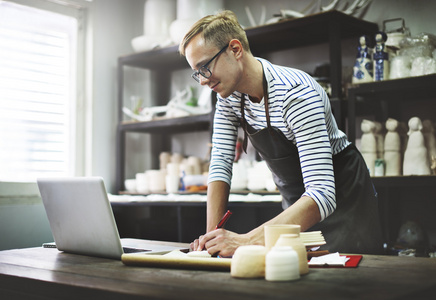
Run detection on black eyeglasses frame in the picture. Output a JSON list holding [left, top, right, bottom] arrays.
[[191, 44, 228, 83]]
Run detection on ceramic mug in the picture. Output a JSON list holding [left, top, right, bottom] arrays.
[[165, 175, 179, 193], [264, 224, 301, 250]]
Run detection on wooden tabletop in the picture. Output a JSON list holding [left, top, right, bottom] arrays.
[[0, 246, 435, 300]]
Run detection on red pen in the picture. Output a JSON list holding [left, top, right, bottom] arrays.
[[215, 210, 232, 229]]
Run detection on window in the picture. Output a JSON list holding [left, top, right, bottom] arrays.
[[0, 1, 81, 181]]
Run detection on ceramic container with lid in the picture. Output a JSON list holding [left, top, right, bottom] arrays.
[[265, 246, 300, 281]]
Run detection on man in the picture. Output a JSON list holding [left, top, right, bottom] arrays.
[[179, 10, 383, 257]]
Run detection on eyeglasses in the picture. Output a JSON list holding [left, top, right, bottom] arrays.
[[191, 44, 228, 83]]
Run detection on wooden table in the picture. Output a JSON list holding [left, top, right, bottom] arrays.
[[0, 246, 435, 300]]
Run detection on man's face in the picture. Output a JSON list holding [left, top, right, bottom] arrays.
[[185, 35, 237, 98]]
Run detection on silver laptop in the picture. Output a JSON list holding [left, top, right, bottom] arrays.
[[37, 177, 188, 260]]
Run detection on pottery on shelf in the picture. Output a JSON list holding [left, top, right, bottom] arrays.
[[384, 118, 402, 176], [169, 0, 224, 44], [403, 117, 431, 175], [131, 0, 176, 52], [360, 119, 377, 175]]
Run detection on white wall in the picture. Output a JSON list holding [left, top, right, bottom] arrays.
[[89, 0, 146, 191], [0, 182, 53, 250]]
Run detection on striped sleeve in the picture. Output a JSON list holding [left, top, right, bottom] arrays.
[[207, 58, 350, 221], [207, 96, 239, 186], [282, 85, 336, 220]]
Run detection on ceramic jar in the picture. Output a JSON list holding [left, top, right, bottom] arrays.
[[124, 179, 137, 193], [159, 152, 171, 170], [231, 245, 267, 278], [275, 233, 309, 275], [169, 0, 224, 44], [231, 160, 249, 190], [144, 0, 176, 37], [187, 156, 202, 175], [165, 162, 181, 193], [147, 170, 166, 193], [265, 246, 300, 281], [264, 224, 301, 250], [135, 172, 149, 193]]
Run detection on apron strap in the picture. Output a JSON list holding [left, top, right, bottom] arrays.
[[240, 67, 274, 153]]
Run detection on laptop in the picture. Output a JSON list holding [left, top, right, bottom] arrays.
[[37, 177, 188, 260]]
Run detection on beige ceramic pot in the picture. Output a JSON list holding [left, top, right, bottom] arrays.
[[275, 233, 309, 275]]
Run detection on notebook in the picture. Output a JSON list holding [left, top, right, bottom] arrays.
[[37, 177, 188, 260]]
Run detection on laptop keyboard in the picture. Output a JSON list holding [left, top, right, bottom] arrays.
[[123, 247, 150, 253]]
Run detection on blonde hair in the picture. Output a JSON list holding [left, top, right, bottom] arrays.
[[179, 10, 251, 56]]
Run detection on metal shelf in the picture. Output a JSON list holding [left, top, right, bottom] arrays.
[[119, 114, 212, 134], [119, 11, 378, 71], [115, 10, 378, 193], [246, 10, 378, 54], [119, 45, 188, 71], [347, 74, 436, 142], [372, 175, 436, 188], [348, 74, 436, 99]]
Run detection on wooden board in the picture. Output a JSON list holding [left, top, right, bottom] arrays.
[[121, 253, 231, 271]]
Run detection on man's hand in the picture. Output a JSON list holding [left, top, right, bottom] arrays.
[[191, 229, 253, 257]]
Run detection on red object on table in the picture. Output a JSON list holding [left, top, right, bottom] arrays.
[[309, 255, 363, 268]]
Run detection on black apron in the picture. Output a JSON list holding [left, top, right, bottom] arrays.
[[239, 75, 384, 254]]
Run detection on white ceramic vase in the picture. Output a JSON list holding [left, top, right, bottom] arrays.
[[144, 0, 176, 37], [265, 246, 300, 281], [169, 0, 224, 44]]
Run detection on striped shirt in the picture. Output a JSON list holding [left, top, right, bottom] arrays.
[[208, 58, 351, 221]]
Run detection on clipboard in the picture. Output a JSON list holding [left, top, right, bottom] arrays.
[[308, 255, 363, 268]]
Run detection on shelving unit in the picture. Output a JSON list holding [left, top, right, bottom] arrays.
[[115, 10, 378, 193], [246, 10, 378, 99], [116, 49, 215, 193], [347, 73, 436, 143], [113, 10, 436, 251], [120, 114, 212, 133], [347, 74, 436, 247]]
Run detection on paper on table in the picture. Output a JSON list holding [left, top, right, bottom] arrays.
[[163, 250, 188, 257], [308, 252, 350, 266], [300, 231, 326, 247], [164, 250, 212, 258]]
